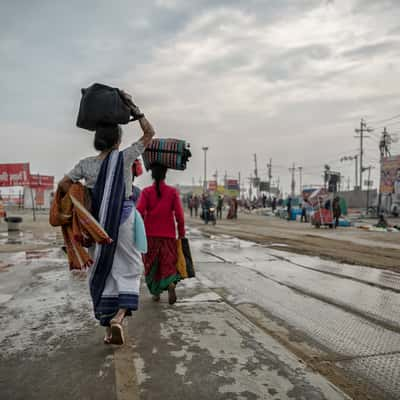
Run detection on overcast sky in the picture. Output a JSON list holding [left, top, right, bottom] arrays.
[[1, 0, 400, 194]]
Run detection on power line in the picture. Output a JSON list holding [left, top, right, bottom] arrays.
[[369, 112, 400, 125], [371, 120, 400, 131]]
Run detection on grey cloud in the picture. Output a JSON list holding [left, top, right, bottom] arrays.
[[258, 44, 332, 83], [342, 40, 400, 60]]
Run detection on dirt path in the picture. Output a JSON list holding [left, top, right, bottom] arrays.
[[189, 213, 400, 271]]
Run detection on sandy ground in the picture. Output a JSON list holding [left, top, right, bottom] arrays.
[[189, 211, 400, 271]]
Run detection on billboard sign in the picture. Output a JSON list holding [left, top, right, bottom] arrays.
[[0, 163, 30, 187], [208, 180, 217, 191], [29, 174, 55, 189], [259, 181, 270, 192], [226, 179, 240, 190], [380, 155, 400, 195]]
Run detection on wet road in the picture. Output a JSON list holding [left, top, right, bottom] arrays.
[[189, 229, 400, 399], [1, 227, 399, 399]]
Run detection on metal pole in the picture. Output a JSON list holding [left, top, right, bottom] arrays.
[[366, 166, 371, 211], [355, 155, 358, 189], [360, 120, 364, 190], [30, 186, 36, 222], [202, 147, 208, 193], [298, 166, 303, 195]]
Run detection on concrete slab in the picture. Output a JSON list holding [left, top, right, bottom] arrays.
[[129, 283, 349, 400], [197, 262, 400, 358], [336, 353, 400, 400]]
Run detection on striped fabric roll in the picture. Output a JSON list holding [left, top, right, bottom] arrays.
[[142, 138, 191, 171]]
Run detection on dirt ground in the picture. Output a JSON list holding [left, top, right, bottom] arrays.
[[2, 208, 400, 271], [189, 212, 400, 271]]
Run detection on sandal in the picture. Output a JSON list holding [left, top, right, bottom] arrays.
[[110, 320, 125, 345], [168, 283, 177, 305]]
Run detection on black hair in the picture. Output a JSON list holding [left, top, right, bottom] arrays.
[[94, 124, 122, 151], [151, 163, 167, 198]]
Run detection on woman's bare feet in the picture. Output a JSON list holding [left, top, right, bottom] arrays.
[[152, 294, 161, 302], [168, 283, 177, 305], [104, 327, 112, 344]]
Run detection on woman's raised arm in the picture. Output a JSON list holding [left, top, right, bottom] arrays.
[[138, 116, 155, 147]]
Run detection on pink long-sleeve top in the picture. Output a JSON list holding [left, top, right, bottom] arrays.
[[137, 181, 185, 239]]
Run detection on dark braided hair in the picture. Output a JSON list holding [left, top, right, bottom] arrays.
[[94, 124, 122, 151], [151, 163, 167, 198]]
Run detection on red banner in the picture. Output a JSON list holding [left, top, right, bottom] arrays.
[[0, 163, 30, 187], [29, 174, 55, 189]]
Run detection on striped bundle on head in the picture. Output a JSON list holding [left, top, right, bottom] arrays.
[[143, 138, 191, 171]]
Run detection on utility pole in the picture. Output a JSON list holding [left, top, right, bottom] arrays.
[[253, 153, 259, 197], [365, 166, 373, 211], [289, 163, 296, 197], [347, 177, 351, 191], [213, 170, 218, 186], [267, 158, 272, 189], [378, 127, 392, 215], [202, 146, 208, 192], [380, 127, 391, 158], [355, 118, 373, 190], [249, 174, 253, 200], [297, 166, 303, 195]]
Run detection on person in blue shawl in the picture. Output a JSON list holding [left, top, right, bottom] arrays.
[[58, 94, 154, 345]]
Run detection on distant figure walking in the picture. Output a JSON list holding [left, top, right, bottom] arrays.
[[287, 197, 292, 221], [188, 195, 194, 217], [271, 197, 277, 212], [194, 195, 200, 217], [300, 202, 308, 223], [217, 195, 223, 219], [332, 197, 341, 228]]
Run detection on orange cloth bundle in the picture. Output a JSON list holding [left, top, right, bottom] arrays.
[[50, 183, 111, 270]]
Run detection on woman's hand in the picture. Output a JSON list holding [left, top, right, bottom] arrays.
[[120, 90, 144, 121], [58, 176, 73, 194]]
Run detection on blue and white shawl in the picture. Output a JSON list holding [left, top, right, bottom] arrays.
[[90, 150, 125, 313]]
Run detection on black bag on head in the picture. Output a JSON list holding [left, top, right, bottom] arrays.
[[76, 83, 132, 131]]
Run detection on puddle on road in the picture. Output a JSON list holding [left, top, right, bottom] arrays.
[[0, 230, 57, 246], [0, 248, 66, 267], [0, 247, 93, 357]]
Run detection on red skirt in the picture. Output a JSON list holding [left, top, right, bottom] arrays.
[[143, 237, 180, 295]]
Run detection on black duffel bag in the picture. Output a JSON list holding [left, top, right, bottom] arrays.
[[76, 83, 133, 131]]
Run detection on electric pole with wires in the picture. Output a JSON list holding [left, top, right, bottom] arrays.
[[355, 118, 373, 190], [289, 163, 296, 197]]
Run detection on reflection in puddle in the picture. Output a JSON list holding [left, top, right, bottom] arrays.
[[25, 249, 52, 260], [6, 231, 23, 245], [0, 230, 57, 246]]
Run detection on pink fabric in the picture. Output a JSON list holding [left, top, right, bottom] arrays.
[[137, 181, 185, 239]]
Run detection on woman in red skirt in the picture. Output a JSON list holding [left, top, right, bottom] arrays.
[[137, 163, 185, 304]]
